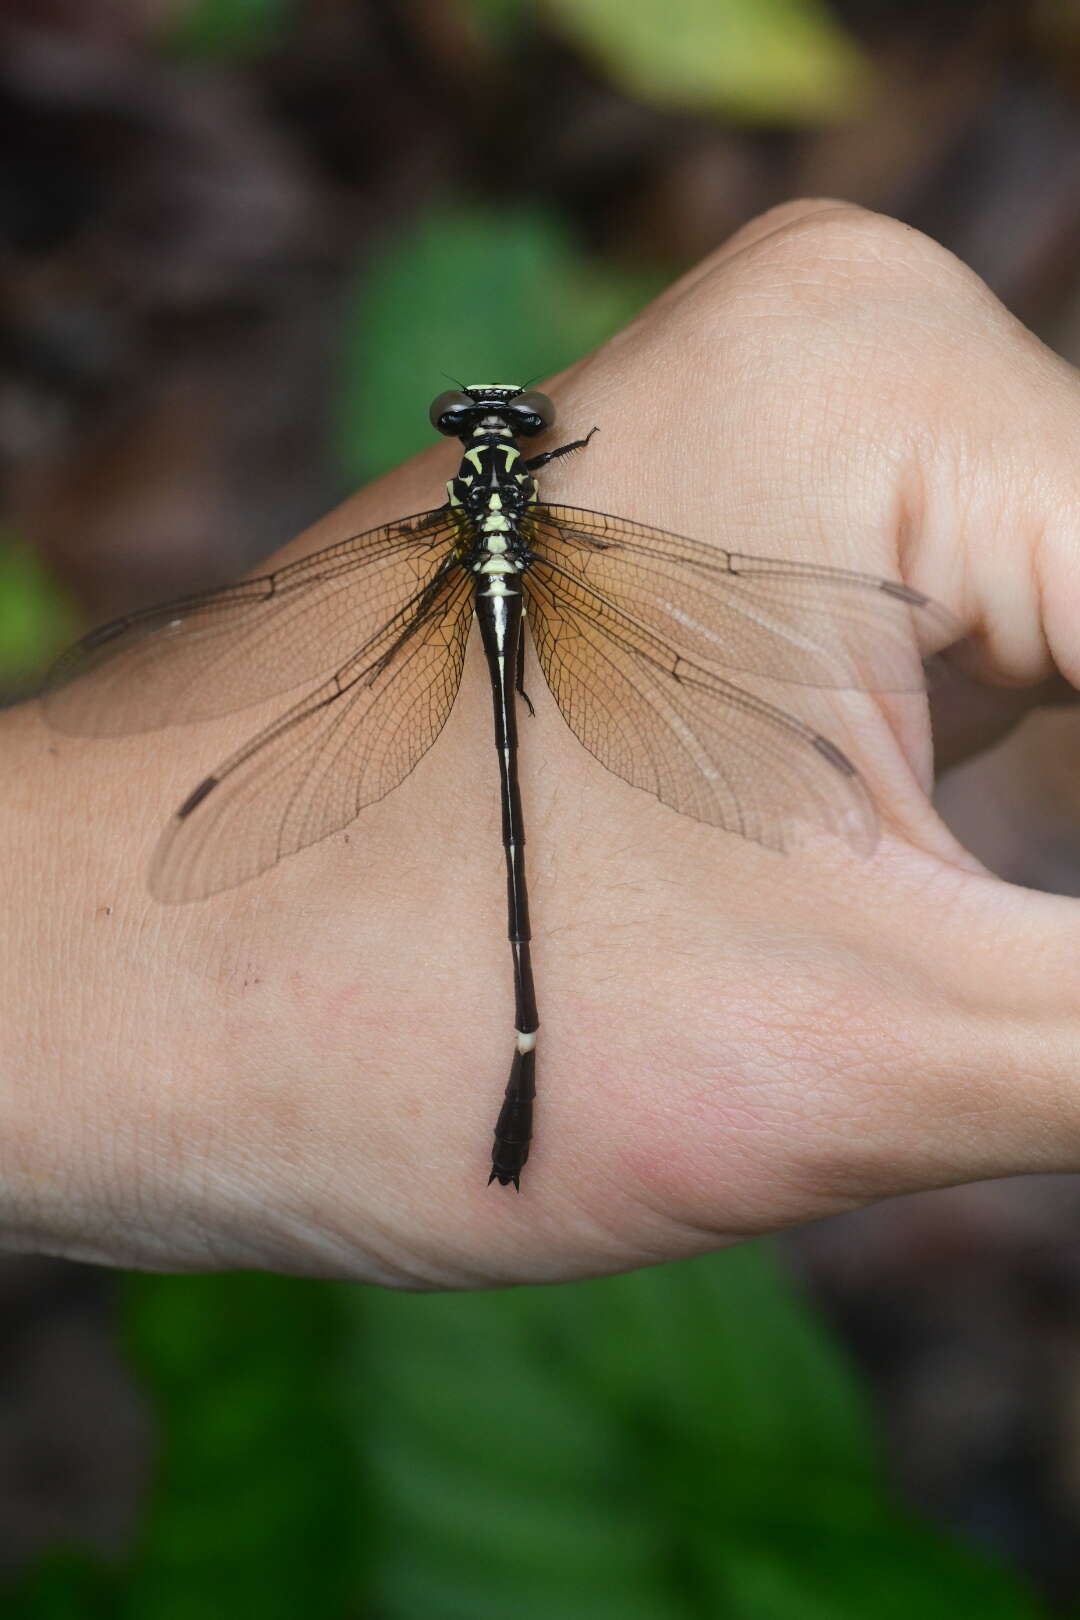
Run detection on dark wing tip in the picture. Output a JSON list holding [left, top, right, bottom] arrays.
[[176, 775, 219, 819], [879, 579, 927, 606], [810, 734, 857, 777]]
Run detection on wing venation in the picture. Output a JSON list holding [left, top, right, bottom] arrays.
[[150, 564, 474, 901], [42, 507, 462, 734], [527, 504, 960, 693], [523, 557, 876, 853]]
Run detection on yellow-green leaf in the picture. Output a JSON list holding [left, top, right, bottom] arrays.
[[0, 533, 78, 689], [542, 0, 868, 123]]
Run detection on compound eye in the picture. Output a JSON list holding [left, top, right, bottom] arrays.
[[510, 390, 555, 436], [429, 390, 472, 435]]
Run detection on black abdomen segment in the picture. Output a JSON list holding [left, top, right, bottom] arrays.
[[490, 1044, 536, 1187], [476, 577, 538, 1188]]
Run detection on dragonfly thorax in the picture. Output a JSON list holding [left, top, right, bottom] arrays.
[[447, 437, 538, 582]]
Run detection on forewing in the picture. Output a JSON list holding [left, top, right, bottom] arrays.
[[150, 565, 474, 901], [42, 507, 463, 734], [524, 558, 876, 853], [528, 505, 960, 692]]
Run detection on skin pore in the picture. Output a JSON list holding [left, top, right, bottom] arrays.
[[3, 198, 1080, 1288]]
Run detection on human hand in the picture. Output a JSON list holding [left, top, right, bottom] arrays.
[[5, 199, 1080, 1286]]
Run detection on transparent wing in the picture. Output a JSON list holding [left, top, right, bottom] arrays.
[[527, 505, 961, 692], [150, 564, 474, 902], [42, 507, 463, 734], [523, 558, 876, 853]]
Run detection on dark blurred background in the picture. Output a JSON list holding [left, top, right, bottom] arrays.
[[4, 2, 1080, 1616]]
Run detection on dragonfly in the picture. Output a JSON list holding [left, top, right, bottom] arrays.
[[42, 384, 959, 1190]]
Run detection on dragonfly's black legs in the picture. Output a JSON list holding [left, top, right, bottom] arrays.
[[515, 629, 535, 717], [524, 425, 598, 472], [476, 581, 538, 1189]]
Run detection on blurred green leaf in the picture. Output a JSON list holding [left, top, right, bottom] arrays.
[[338, 203, 664, 483], [0, 533, 78, 688], [164, 0, 292, 59], [119, 1274, 362, 1620], [348, 1245, 1045, 1618], [2, 1549, 119, 1620], [543, 0, 868, 123], [463, 0, 533, 49], [349, 1272, 687, 1620], [17, 1247, 1044, 1620], [723, 1523, 1048, 1620]]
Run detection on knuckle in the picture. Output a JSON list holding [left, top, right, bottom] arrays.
[[665, 200, 1008, 419], [722, 195, 872, 252], [737, 199, 959, 285], [701, 198, 992, 329]]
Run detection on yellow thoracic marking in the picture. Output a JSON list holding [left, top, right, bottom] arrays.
[[489, 492, 502, 510], [500, 444, 519, 468], [483, 515, 511, 532], [464, 447, 484, 473], [446, 480, 460, 505], [485, 533, 508, 553], [459, 473, 474, 487]]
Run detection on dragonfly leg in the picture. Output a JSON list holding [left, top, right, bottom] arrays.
[[515, 631, 535, 717], [524, 425, 598, 472]]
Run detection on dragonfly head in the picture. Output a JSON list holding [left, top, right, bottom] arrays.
[[429, 385, 555, 441]]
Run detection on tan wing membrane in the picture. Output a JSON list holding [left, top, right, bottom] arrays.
[[528, 506, 960, 692], [150, 566, 474, 902], [524, 560, 876, 853], [42, 508, 462, 734]]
